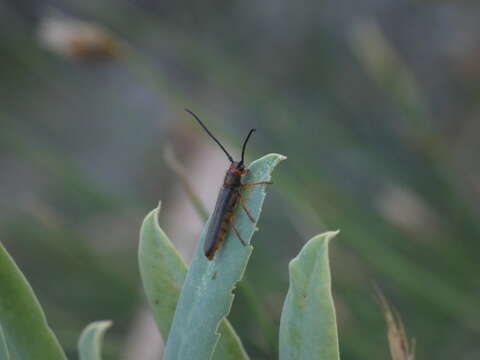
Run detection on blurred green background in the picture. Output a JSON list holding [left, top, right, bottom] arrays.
[[1, 1, 480, 359]]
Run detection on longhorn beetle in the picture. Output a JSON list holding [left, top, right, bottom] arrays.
[[185, 109, 272, 260]]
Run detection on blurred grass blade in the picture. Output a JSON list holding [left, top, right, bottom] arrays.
[[163, 153, 285, 360], [350, 19, 431, 142], [78, 321, 112, 360], [0, 242, 67, 360], [0, 326, 10, 360], [140, 203, 263, 359], [279, 231, 340, 360], [376, 290, 415, 360], [164, 146, 209, 221]]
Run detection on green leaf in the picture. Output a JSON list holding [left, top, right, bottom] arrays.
[[0, 326, 10, 360], [78, 321, 112, 360], [279, 231, 340, 360], [139, 205, 251, 360], [0, 242, 67, 360], [163, 153, 285, 360], [139, 205, 187, 338]]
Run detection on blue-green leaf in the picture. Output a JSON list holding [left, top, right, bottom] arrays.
[[279, 231, 340, 360], [0, 242, 67, 360], [139, 205, 187, 338], [139, 205, 249, 360], [78, 321, 112, 360], [164, 153, 285, 360], [0, 326, 10, 360]]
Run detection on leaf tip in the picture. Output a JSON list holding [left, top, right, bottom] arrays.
[[310, 230, 340, 246], [289, 230, 339, 269], [156, 201, 162, 222], [324, 230, 340, 242], [99, 320, 113, 328], [252, 152, 287, 165], [83, 320, 113, 332]]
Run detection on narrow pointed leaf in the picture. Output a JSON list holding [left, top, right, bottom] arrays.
[[139, 205, 187, 338], [139, 205, 252, 359], [279, 231, 340, 360], [164, 153, 286, 360], [0, 242, 67, 360], [78, 321, 112, 360]]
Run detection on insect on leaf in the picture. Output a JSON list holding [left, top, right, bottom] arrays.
[[139, 204, 256, 359], [163, 153, 286, 360]]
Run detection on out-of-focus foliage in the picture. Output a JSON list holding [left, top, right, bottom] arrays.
[[377, 290, 415, 360], [1, 0, 480, 359], [78, 321, 112, 360]]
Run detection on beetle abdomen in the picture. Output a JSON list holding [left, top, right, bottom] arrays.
[[204, 186, 239, 260]]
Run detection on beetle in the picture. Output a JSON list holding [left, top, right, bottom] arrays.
[[185, 109, 271, 260]]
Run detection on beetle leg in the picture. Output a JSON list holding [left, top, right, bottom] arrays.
[[230, 214, 246, 246], [236, 192, 255, 223], [241, 181, 273, 187]]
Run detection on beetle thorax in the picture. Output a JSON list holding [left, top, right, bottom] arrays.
[[224, 161, 244, 187]]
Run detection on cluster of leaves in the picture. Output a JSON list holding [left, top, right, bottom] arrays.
[[1, 4, 477, 358], [141, 154, 338, 359], [0, 154, 345, 359]]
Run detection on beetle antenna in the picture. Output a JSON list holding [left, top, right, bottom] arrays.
[[185, 108, 234, 163], [239, 128, 256, 166]]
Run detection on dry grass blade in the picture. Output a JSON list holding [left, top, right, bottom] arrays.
[[376, 288, 415, 360]]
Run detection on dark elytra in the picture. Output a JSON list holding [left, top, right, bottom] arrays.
[[185, 109, 269, 260]]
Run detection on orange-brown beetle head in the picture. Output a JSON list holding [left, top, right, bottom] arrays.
[[230, 161, 247, 174]]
